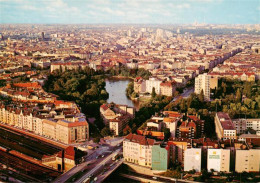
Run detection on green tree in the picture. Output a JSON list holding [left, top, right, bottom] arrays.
[[221, 82, 227, 96], [235, 89, 242, 103], [126, 82, 134, 97], [151, 87, 156, 98], [180, 99, 186, 112], [101, 127, 111, 137], [93, 137, 100, 143], [199, 89, 204, 103]]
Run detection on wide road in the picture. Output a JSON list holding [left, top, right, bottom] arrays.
[[96, 158, 123, 183], [54, 138, 124, 183], [75, 148, 121, 183]]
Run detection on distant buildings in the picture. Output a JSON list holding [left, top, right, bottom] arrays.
[[215, 112, 237, 140], [50, 62, 88, 72], [134, 77, 177, 97]]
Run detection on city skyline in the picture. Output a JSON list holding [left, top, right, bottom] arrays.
[[0, 0, 259, 24]]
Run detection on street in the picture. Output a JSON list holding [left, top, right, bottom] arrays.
[[54, 137, 124, 183], [171, 87, 194, 103]]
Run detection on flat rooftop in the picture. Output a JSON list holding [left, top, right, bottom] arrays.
[[217, 112, 236, 130]]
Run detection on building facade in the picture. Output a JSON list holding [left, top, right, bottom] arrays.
[[152, 145, 168, 171], [184, 148, 202, 172], [215, 112, 237, 140], [235, 149, 260, 173], [207, 149, 230, 172], [123, 133, 155, 168], [195, 73, 210, 101], [232, 118, 260, 135]]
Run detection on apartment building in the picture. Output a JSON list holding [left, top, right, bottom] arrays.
[[177, 121, 197, 139], [160, 81, 176, 97], [168, 139, 191, 166], [235, 149, 260, 173], [151, 144, 169, 171], [145, 77, 162, 94], [207, 149, 230, 172], [100, 103, 135, 135], [145, 111, 183, 138], [134, 77, 146, 93], [215, 112, 237, 140], [163, 117, 178, 138], [232, 118, 260, 134], [184, 148, 202, 172], [195, 73, 210, 101], [123, 133, 155, 168], [0, 101, 89, 144], [109, 115, 129, 136]]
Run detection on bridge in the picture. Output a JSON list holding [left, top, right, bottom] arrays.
[[76, 149, 122, 183]]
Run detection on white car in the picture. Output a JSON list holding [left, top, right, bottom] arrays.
[[94, 177, 97, 181], [152, 177, 157, 180]]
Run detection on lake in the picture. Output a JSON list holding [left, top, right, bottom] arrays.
[[105, 78, 140, 110]]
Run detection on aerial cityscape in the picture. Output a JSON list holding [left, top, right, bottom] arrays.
[[0, 0, 259, 183]]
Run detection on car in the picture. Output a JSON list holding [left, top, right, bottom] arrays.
[[109, 164, 114, 167], [94, 177, 97, 181], [101, 154, 105, 158], [152, 177, 157, 180]]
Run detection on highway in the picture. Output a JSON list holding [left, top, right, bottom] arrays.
[[76, 148, 121, 183], [96, 158, 123, 183], [54, 137, 124, 183]]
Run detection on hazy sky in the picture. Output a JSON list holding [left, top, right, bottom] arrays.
[[0, 0, 259, 24]]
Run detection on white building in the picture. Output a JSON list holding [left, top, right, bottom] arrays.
[[235, 149, 260, 173], [184, 148, 202, 172], [195, 73, 210, 101], [123, 133, 155, 168], [145, 77, 162, 94], [232, 118, 260, 135], [163, 117, 178, 138], [207, 149, 230, 172], [215, 112, 237, 140]]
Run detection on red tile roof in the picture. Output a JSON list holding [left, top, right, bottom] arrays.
[[125, 133, 155, 146]]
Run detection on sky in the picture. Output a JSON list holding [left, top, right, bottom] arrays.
[[0, 0, 259, 24]]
